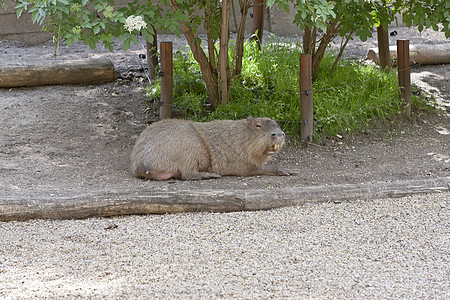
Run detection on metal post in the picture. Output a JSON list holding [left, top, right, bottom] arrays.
[[397, 40, 411, 118], [300, 53, 313, 143], [160, 41, 173, 119]]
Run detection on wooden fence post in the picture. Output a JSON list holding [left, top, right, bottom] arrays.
[[146, 25, 158, 80], [300, 53, 313, 143], [397, 40, 411, 118], [160, 41, 173, 119]]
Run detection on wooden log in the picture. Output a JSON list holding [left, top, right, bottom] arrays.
[[0, 177, 448, 221], [367, 43, 450, 66], [0, 58, 116, 88]]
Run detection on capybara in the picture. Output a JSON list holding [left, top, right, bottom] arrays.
[[130, 116, 290, 180]]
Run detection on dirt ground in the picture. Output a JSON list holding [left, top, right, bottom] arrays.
[[0, 26, 449, 205]]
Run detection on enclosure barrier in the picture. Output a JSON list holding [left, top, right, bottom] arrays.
[[147, 39, 412, 136], [159, 41, 173, 119], [397, 40, 411, 118], [299, 53, 313, 143]]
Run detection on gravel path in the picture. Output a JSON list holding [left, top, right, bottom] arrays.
[[1, 192, 448, 299]]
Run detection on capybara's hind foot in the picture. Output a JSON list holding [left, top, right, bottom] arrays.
[[134, 166, 220, 181], [181, 172, 221, 180], [134, 166, 181, 180]]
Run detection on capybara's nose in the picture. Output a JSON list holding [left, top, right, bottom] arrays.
[[271, 131, 285, 138], [271, 131, 285, 144]]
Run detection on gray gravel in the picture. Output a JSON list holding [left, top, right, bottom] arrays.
[[0, 192, 448, 299]]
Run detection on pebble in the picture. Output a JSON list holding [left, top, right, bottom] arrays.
[[0, 193, 448, 298]]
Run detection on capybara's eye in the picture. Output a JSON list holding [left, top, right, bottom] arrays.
[[255, 123, 262, 128]]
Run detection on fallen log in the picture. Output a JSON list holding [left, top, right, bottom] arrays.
[[367, 43, 450, 66], [0, 58, 116, 88], [0, 177, 448, 221]]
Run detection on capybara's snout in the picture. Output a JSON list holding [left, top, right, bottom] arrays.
[[271, 129, 285, 145], [265, 128, 285, 155]]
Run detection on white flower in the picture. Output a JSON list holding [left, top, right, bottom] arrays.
[[124, 15, 147, 33]]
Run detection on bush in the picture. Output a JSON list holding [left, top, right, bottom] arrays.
[[145, 38, 431, 139]]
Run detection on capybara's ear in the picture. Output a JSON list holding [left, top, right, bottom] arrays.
[[247, 116, 255, 123]]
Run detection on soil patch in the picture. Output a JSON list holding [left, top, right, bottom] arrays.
[[0, 27, 449, 219]]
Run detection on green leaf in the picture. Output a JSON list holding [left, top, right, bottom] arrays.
[[65, 37, 74, 46], [15, 5, 25, 18], [141, 29, 154, 43], [31, 11, 41, 24], [123, 38, 131, 51], [118, 33, 128, 41], [88, 38, 96, 49], [130, 33, 139, 45], [93, 25, 101, 34], [105, 43, 114, 52]]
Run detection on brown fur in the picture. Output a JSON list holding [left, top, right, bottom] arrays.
[[130, 116, 289, 180]]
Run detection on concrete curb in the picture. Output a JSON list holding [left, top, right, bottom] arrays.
[[1, 177, 448, 221]]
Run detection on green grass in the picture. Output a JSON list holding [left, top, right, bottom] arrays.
[[144, 38, 432, 139]]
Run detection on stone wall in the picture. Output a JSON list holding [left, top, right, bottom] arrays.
[[0, 1, 299, 45], [1, 0, 51, 44]]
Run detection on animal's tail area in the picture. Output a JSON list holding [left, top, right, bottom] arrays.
[[188, 121, 214, 171]]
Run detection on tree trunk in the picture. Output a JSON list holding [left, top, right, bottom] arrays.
[[145, 25, 158, 80], [218, 0, 231, 106], [204, 2, 217, 73], [232, 0, 251, 77], [168, 0, 250, 109], [168, 0, 221, 109], [303, 18, 340, 80], [182, 20, 220, 108], [377, 24, 391, 71], [311, 34, 333, 80], [250, 0, 265, 48]]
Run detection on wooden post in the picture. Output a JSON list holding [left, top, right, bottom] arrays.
[[250, 0, 265, 48], [377, 24, 391, 71], [219, 0, 231, 106], [146, 25, 158, 80], [300, 53, 313, 143], [397, 40, 411, 118], [160, 42, 173, 119]]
